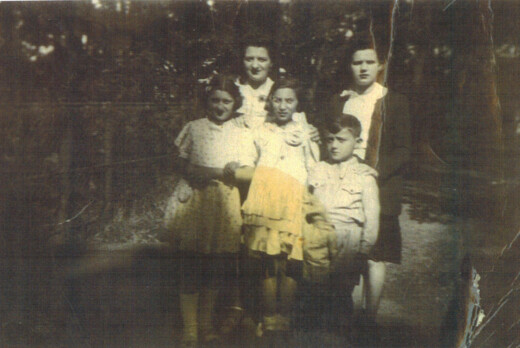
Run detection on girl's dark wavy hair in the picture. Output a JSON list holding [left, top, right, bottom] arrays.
[[204, 74, 243, 113], [265, 76, 304, 114], [237, 34, 278, 84]]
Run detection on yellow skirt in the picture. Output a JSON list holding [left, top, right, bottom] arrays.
[[166, 180, 242, 254], [242, 166, 306, 261]]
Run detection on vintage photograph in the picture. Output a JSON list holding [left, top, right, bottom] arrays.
[[0, 0, 518, 347]]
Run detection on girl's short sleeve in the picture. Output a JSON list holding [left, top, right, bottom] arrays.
[[174, 122, 193, 159]]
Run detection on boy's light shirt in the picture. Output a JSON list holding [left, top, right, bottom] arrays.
[[309, 156, 377, 227], [341, 82, 387, 159]]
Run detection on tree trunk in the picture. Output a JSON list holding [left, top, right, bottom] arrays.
[[103, 110, 114, 215]]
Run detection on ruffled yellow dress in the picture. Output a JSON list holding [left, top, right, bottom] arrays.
[[242, 121, 318, 261]]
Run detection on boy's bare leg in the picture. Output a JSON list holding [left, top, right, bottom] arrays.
[[365, 260, 386, 321], [351, 278, 364, 311]]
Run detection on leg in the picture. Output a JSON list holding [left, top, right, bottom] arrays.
[[351, 277, 364, 311], [279, 258, 301, 330], [199, 288, 219, 342], [329, 272, 355, 336], [199, 255, 226, 343], [365, 260, 386, 321], [179, 254, 201, 346], [262, 277, 278, 318], [363, 214, 401, 322], [261, 256, 282, 333], [179, 292, 199, 346], [279, 275, 297, 328], [219, 254, 245, 335]]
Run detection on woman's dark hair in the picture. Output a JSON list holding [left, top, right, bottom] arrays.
[[324, 113, 362, 138], [205, 74, 243, 112], [337, 34, 385, 88], [238, 33, 278, 83], [265, 76, 304, 114], [345, 35, 385, 65]]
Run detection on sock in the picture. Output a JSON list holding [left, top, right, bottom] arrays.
[[180, 292, 199, 341], [199, 288, 218, 335]]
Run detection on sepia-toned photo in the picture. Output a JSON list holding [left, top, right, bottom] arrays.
[[0, 0, 518, 347]]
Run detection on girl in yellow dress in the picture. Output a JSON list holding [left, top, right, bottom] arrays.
[[237, 77, 319, 338], [165, 75, 256, 347]]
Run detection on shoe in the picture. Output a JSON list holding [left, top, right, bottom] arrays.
[[201, 328, 221, 345], [255, 322, 264, 338], [219, 306, 244, 335], [180, 333, 198, 348]]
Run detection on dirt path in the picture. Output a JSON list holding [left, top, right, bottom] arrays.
[[0, 196, 465, 348], [376, 203, 462, 347]]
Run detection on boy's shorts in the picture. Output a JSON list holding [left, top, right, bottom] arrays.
[[331, 223, 365, 286], [369, 214, 402, 264]]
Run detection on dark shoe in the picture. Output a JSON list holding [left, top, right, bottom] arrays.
[[180, 333, 198, 348], [219, 306, 244, 335], [354, 317, 380, 347], [201, 329, 221, 345]]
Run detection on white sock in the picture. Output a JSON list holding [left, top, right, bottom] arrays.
[[180, 292, 199, 341]]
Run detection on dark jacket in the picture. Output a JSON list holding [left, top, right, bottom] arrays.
[[328, 90, 411, 216]]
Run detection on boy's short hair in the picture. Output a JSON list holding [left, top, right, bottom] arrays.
[[325, 113, 362, 138], [205, 74, 243, 112]]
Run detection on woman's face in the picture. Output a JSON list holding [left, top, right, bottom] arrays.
[[350, 49, 383, 89], [243, 46, 272, 85], [208, 90, 235, 123], [271, 88, 298, 125]]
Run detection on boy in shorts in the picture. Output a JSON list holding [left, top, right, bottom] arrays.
[[308, 114, 380, 335]]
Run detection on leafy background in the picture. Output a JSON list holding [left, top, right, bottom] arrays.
[[0, 1, 519, 346]]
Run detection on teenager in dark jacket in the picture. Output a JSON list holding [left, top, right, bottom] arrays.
[[327, 37, 412, 326]]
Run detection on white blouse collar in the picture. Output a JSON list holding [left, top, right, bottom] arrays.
[[238, 77, 274, 96], [340, 82, 387, 101]]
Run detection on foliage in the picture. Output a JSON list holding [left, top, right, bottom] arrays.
[[0, 0, 516, 251]]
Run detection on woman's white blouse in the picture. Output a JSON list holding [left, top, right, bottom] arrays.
[[236, 78, 274, 129]]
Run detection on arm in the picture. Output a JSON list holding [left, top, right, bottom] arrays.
[[377, 94, 411, 182], [359, 175, 380, 255], [231, 130, 260, 183], [233, 166, 255, 183], [173, 157, 224, 185], [188, 163, 224, 179]]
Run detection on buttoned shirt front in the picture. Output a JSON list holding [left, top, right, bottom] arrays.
[[309, 157, 377, 228]]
